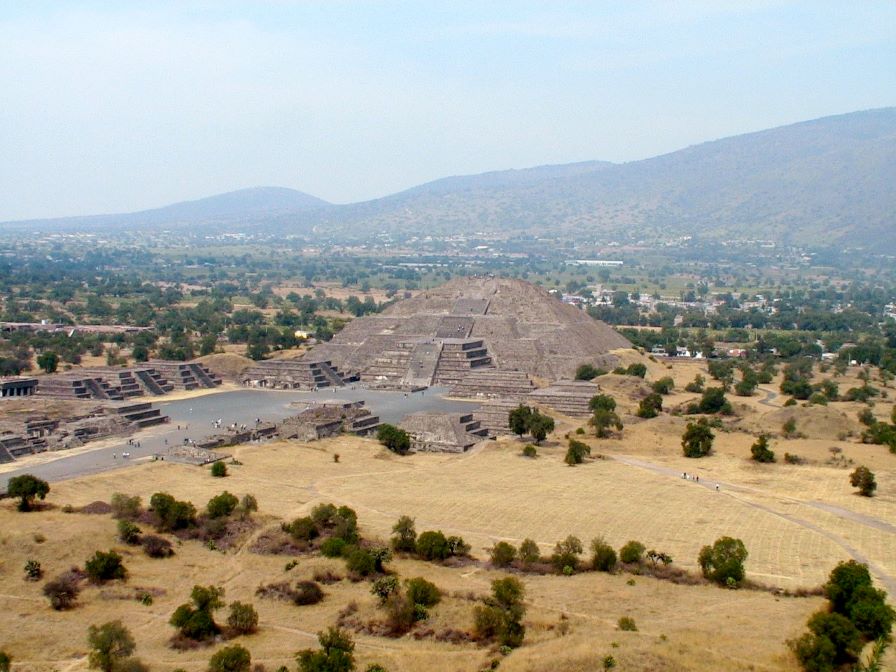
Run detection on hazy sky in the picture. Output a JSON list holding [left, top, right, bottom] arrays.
[[1, 1, 894, 220]]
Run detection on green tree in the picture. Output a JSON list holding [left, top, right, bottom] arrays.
[[698, 536, 748, 586], [85, 551, 127, 584], [518, 538, 541, 567], [589, 394, 617, 412], [37, 350, 59, 373], [149, 492, 196, 531], [590, 536, 618, 572], [170, 585, 225, 641], [592, 407, 623, 438], [651, 377, 674, 394], [296, 627, 355, 672], [208, 645, 252, 672], [508, 404, 532, 438], [682, 419, 715, 458], [207, 491, 239, 518], [552, 535, 583, 573], [87, 621, 136, 672], [490, 541, 517, 568], [565, 438, 591, 465], [415, 530, 450, 561], [619, 540, 646, 564], [473, 577, 526, 648], [376, 424, 411, 455], [696, 387, 732, 414], [750, 435, 776, 463], [849, 466, 877, 497], [575, 363, 602, 380], [390, 515, 417, 553], [637, 393, 663, 419], [7, 473, 50, 511], [211, 461, 228, 478], [528, 410, 555, 444]]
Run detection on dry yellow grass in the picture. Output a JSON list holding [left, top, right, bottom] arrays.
[[2, 358, 895, 671]]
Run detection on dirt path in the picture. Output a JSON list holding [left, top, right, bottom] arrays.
[[611, 454, 896, 595]]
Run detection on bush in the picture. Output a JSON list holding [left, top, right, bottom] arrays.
[[807, 612, 862, 667], [7, 473, 50, 512], [142, 534, 174, 558], [211, 461, 228, 478], [522, 444, 537, 458], [636, 393, 663, 419], [575, 363, 602, 381], [446, 535, 470, 557], [619, 540, 646, 565], [87, 621, 139, 672], [406, 577, 441, 607], [750, 435, 776, 463], [617, 616, 637, 631], [110, 493, 142, 520], [552, 535, 583, 573], [371, 576, 399, 604], [625, 363, 647, 378], [170, 585, 225, 641], [118, 520, 142, 545], [24, 559, 43, 581], [589, 394, 617, 412], [293, 581, 325, 606], [518, 538, 541, 566], [296, 627, 355, 672], [849, 466, 876, 497], [591, 537, 617, 572], [416, 530, 450, 561], [698, 536, 748, 586], [227, 601, 259, 635], [44, 571, 81, 610], [377, 424, 411, 455], [149, 492, 196, 531], [682, 419, 714, 458], [85, 550, 127, 584], [565, 439, 590, 466], [287, 516, 319, 542], [651, 377, 674, 395], [207, 491, 239, 518], [208, 645, 251, 672], [0, 652, 9, 672], [390, 515, 417, 553], [237, 494, 258, 517], [473, 577, 526, 649], [695, 387, 732, 414], [320, 537, 348, 558], [490, 541, 517, 568], [684, 374, 705, 393]]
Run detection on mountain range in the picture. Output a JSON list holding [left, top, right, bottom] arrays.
[[8, 108, 895, 250]]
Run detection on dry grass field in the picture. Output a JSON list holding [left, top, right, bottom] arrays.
[[2, 357, 894, 671]]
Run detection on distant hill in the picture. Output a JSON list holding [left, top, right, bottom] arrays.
[[6, 108, 895, 249], [5, 186, 331, 232], [314, 108, 896, 249]]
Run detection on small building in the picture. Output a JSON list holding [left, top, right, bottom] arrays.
[[0, 377, 38, 398]]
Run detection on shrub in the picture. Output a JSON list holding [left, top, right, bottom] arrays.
[[619, 540, 646, 565], [208, 645, 251, 672], [565, 439, 590, 466], [110, 493, 142, 520], [617, 617, 637, 632], [390, 515, 417, 553], [849, 466, 876, 497], [490, 541, 517, 568], [589, 394, 617, 412], [287, 516, 319, 542], [446, 535, 470, 557], [117, 520, 142, 545], [782, 417, 798, 437], [698, 536, 748, 586], [207, 491, 239, 518], [591, 537, 617, 572], [784, 452, 805, 465], [750, 435, 776, 463], [416, 530, 450, 561], [142, 534, 174, 558], [806, 612, 862, 667], [237, 494, 258, 517], [85, 550, 127, 584], [575, 363, 602, 380], [24, 559, 43, 581], [170, 585, 225, 641], [149, 492, 196, 531], [473, 577, 526, 649], [377, 424, 411, 455], [637, 393, 663, 419], [518, 538, 541, 567], [0, 652, 9, 672], [592, 407, 623, 438], [684, 374, 705, 393], [695, 387, 732, 414], [625, 363, 647, 378], [87, 621, 139, 672], [320, 537, 347, 558], [296, 627, 355, 672], [522, 444, 537, 458], [552, 535, 583, 573], [293, 581, 325, 606], [406, 577, 441, 608], [211, 461, 228, 478], [7, 474, 50, 511], [371, 576, 399, 604], [227, 601, 258, 635], [44, 571, 81, 610], [651, 377, 674, 395], [682, 419, 714, 458]]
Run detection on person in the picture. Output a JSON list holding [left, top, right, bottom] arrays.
[[682, 472, 687, 479], [715, 484, 720, 492], [113, 453, 116, 459]]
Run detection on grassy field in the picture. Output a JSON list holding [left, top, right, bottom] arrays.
[[1, 357, 894, 671]]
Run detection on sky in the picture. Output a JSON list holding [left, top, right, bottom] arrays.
[[0, 1, 894, 221]]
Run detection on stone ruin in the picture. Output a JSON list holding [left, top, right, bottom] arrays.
[[278, 400, 381, 440], [399, 412, 490, 453], [240, 359, 355, 390], [302, 277, 629, 391]]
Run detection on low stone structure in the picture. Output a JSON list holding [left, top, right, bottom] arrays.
[[36, 362, 221, 400], [399, 411, 489, 453], [240, 359, 355, 390], [448, 369, 535, 400], [155, 446, 227, 465], [0, 377, 38, 398], [526, 380, 600, 417], [279, 400, 381, 440]]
